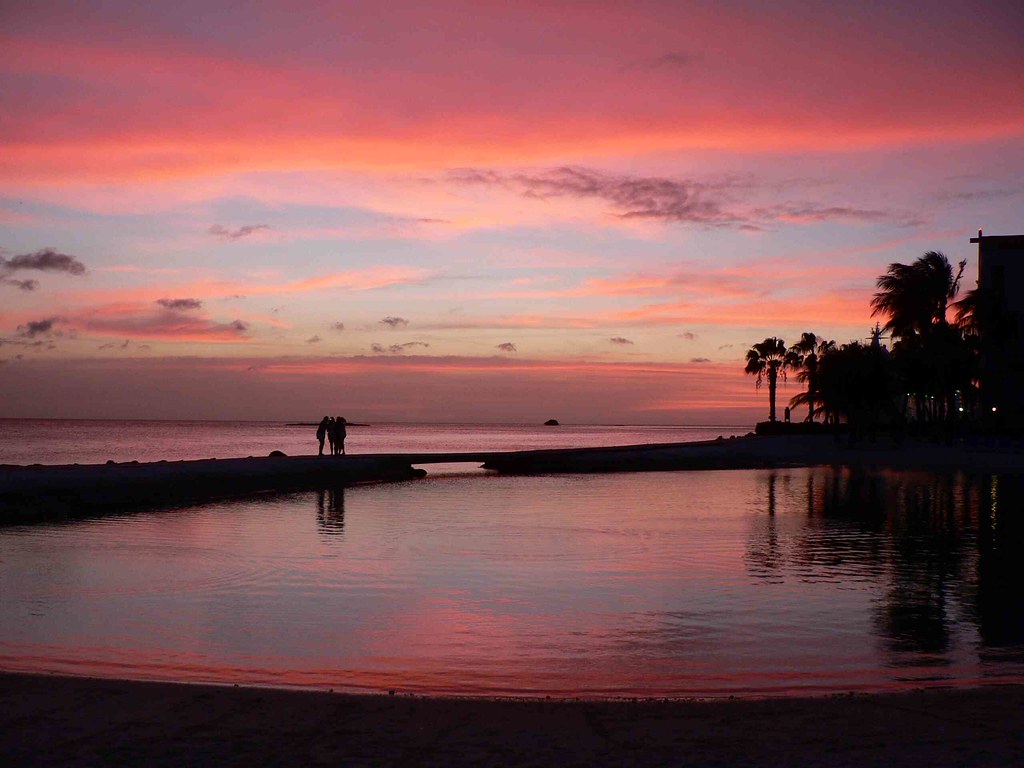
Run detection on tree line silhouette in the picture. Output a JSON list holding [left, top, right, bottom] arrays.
[[745, 250, 1010, 432]]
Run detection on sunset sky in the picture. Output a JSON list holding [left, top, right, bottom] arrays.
[[2, 0, 1022, 423]]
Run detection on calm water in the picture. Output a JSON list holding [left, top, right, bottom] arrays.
[[2, 467, 1023, 697], [0, 419, 745, 466]]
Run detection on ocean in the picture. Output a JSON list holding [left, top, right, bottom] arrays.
[[0, 419, 748, 466]]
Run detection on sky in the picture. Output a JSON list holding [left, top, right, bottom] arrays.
[[1, 0, 1022, 424]]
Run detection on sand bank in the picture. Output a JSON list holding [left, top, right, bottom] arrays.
[[0, 454, 421, 522], [3, 434, 1022, 523], [481, 433, 1024, 474], [2, 672, 1023, 766]]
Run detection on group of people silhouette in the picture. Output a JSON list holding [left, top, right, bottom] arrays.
[[316, 416, 347, 456]]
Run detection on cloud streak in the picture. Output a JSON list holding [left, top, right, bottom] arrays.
[[17, 317, 66, 338], [67, 265, 434, 307], [1, 248, 87, 276], [2, 278, 39, 291], [452, 166, 924, 229], [72, 304, 252, 342], [156, 297, 203, 311], [370, 341, 430, 354], [641, 52, 703, 70], [1, 248, 87, 290], [453, 166, 741, 226], [753, 204, 925, 228], [209, 224, 271, 240]]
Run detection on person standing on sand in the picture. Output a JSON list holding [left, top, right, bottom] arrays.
[[325, 417, 336, 455], [316, 416, 330, 456], [332, 416, 347, 455]]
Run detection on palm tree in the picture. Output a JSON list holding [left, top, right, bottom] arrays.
[[954, 285, 1015, 344], [871, 251, 969, 423], [871, 251, 966, 340], [745, 337, 789, 422], [816, 341, 896, 430], [787, 332, 835, 422], [954, 286, 1008, 417]]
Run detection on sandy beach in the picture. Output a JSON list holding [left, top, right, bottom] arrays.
[[2, 672, 1023, 766]]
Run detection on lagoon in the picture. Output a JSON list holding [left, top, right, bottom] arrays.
[[2, 466, 1022, 697]]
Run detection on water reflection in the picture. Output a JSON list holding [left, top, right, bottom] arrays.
[[745, 474, 782, 581], [316, 486, 345, 536], [746, 468, 1024, 669], [6, 467, 1024, 697], [977, 474, 1024, 649]]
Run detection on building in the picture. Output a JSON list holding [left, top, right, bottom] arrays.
[[970, 231, 1024, 424]]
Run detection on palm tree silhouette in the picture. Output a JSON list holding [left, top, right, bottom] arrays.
[[815, 341, 896, 429], [871, 251, 966, 339], [871, 251, 968, 423], [787, 332, 836, 422], [745, 337, 790, 422]]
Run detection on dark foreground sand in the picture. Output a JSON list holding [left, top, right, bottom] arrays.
[[3, 674, 1024, 767]]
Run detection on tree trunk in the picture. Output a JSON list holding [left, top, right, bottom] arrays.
[[807, 371, 816, 423], [768, 366, 778, 422], [806, 362, 817, 423]]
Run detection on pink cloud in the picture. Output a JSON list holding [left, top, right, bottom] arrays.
[[488, 259, 877, 303], [2, 4, 1021, 184], [72, 303, 251, 342], [63, 265, 433, 306]]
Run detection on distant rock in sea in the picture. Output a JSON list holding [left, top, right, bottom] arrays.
[[544, 419, 560, 426], [268, 450, 287, 457]]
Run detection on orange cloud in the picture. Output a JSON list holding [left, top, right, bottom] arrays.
[[608, 291, 871, 329]]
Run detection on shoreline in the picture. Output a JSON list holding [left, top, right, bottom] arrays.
[[3, 434, 1024, 523], [3, 671, 1023, 766]]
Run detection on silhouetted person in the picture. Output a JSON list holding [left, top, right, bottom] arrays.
[[784, 406, 791, 423], [332, 416, 347, 455], [316, 416, 330, 456], [325, 417, 336, 455]]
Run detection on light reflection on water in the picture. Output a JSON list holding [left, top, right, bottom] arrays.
[[2, 468, 1024, 697]]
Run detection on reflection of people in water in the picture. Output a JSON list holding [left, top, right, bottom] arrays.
[[332, 416, 347, 456], [316, 416, 330, 456], [316, 487, 345, 534]]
